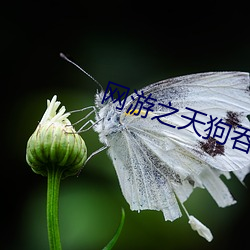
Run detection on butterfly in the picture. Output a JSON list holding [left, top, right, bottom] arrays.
[[61, 55, 250, 241], [92, 71, 250, 241]]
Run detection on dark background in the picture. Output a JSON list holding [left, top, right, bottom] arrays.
[[2, 1, 250, 250]]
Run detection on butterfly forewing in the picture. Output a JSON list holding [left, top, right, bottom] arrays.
[[120, 72, 250, 172]]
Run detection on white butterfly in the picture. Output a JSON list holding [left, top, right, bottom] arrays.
[[89, 72, 250, 241], [62, 53, 250, 242], [92, 72, 250, 241]]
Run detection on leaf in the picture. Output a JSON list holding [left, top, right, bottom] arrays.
[[247, 114, 250, 122], [102, 208, 125, 250]]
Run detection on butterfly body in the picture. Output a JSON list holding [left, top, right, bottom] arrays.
[[94, 93, 124, 144]]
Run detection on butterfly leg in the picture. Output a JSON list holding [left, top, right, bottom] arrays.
[[68, 106, 101, 132], [85, 145, 108, 165], [77, 119, 97, 132], [70, 106, 96, 126], [77, 145, 108, 176]]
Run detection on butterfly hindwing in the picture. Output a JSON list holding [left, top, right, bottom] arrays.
[[107, 130, 183, 221], [107, 112, 236, 221]]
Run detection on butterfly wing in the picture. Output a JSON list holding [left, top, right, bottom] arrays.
[[105, 72, 249, 221], [107, 111, 237, 221], [106, 125, 182, 221], [122, 71, 250, 173], [126, 71, 249, 113]]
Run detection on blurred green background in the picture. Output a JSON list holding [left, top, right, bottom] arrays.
[[2, 1, 250, 250]]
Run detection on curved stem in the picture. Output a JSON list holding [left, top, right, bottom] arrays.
[[47, 166, 63, 250], [103, 208, 125, 250]]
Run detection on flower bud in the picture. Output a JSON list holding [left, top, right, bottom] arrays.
[[26, 95, 87, 178]]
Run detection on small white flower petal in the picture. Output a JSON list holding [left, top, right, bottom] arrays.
[[41, 95, 57, 123], [188, 215, 213, 242], [40, 95, 70, 124]]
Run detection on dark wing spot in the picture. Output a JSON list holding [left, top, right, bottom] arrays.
[[225, 111, 242, 129], [245, 84, 250, 96], [199, 137, 224, 157], [186, 177, 195, 186]]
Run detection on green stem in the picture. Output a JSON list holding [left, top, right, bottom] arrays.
[[47, 165, 63, 250]]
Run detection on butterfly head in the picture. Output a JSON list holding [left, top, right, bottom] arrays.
[[94, 89, 108, 109]]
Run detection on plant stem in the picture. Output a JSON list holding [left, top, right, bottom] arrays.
[[103, 208, 125, 250], [47, 165, 63, 250]]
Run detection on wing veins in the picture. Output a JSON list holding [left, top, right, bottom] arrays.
[[126, 128, 180, 212], [124, 72, 249, 109], [123, 130, 151, 209]]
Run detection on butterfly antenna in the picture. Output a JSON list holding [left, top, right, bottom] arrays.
[[60, 53, 103, 91]]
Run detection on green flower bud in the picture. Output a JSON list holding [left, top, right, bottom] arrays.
[[26, 95, 87, 178]]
